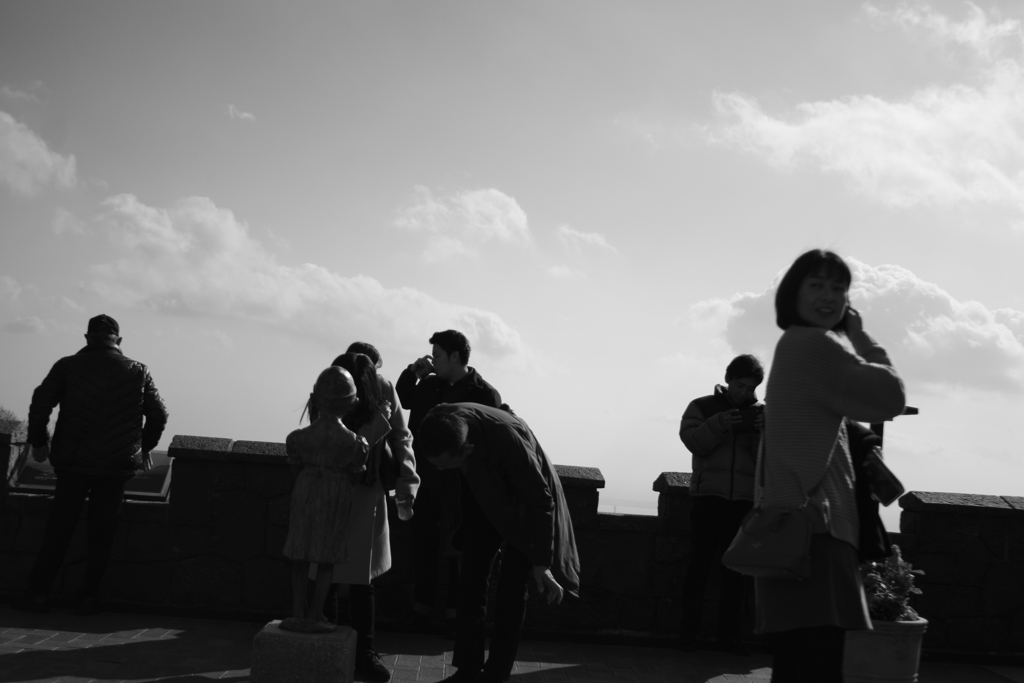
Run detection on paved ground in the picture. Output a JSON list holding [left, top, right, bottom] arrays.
[[0, 605, 1022, 682]]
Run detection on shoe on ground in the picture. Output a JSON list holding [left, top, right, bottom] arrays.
[[440, 668, 482, 682], [75, 596, 103, 616], [11, 593, 49, 614], [354, 650, 391, 682]]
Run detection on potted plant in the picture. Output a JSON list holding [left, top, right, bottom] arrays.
[[843, 545, 928, 683]]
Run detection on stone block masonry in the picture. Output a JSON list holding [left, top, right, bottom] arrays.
[[898, 491, 1024, 656], [2, 430, 1022, 656]]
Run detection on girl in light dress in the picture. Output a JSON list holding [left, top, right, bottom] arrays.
[[280, 366, 370, 632]]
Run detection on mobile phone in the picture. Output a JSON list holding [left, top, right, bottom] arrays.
[[834, 308, 850, 333], [737, 405, 763, 433]]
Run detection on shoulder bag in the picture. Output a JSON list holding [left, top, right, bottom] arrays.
[[722, 437, 830, 581]]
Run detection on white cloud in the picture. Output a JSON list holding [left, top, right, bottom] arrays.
[[0, 274, 78, 335], [546, 265, 586, 280], [226, 104, 255, 122], [91, 194, 529, 361], [692, 257, 1024, 393], [0, 111, 77, 196], [422, 234, 477, 263], [0, 85, 41, 104], [0, 275, 22, 304], [52, 207, 87, 235], [709, 4, 1024, 212], [396, 186, 532, 261], [864, 3, 1019, 59], [556, 225, 617, 252]]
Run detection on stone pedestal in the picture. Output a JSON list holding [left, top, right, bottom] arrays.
[[250, 620, 356, 683]]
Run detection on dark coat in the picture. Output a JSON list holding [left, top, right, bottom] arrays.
[[28, 345, 169, 477], [679, 385, 760, 501], [393, 366, 501, 466], [847, 419, 892, 562], [429, 403, 580, 598], [396, 366, 501, 442]]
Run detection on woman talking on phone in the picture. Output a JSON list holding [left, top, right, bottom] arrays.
[[757, 250, 905, 682]]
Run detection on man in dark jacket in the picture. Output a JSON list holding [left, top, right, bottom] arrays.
[[417, 403, 579, 683], [395, 329, 502, 627], [16, 314, 169, 614], [677, 354, 763, 653]]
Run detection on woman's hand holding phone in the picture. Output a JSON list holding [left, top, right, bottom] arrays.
[[844, 307, 863, 336]]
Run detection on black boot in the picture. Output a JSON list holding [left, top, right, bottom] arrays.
[[354, 649, 391, 682]]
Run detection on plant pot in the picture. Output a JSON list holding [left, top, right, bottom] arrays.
[[843, 617, 928, 683]]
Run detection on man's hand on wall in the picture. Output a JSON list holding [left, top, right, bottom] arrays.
[[533, 566, 564, 605], [133, 450, 153, 471], [31, 444, 49, 463]]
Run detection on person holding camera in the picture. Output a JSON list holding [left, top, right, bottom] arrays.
[[677, 354, 764, 653], [395, 330, 502, 631]]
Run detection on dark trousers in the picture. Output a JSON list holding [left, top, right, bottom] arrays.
[[680, 495, 752, 641], [412, 466, 460, 610], [28, 472, 127, 598], [452, 493, 532, 681], [324, 582, 376, 654], [770, 626, 845, 682]]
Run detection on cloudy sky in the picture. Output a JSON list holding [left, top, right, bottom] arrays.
[[2, 1, 1023, 526]]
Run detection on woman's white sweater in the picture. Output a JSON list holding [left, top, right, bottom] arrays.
[[757, 326, 906, 549]]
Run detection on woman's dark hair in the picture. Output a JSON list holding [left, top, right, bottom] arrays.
[[330, 352, 383, 432], [346, 341, 382, 368], [775, 249, 852, 331], [725, 354, 764, 383], [417, 410, 469, 460]]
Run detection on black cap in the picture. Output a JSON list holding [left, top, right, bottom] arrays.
[[87, 314, 120, 336]]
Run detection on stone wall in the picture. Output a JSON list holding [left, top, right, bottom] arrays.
[[1, 432, 10, 514], [898, 491, 1024, 656], [0, 435, 709, 639], [5, 432, 1021, 654]]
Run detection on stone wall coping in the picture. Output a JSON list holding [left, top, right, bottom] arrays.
[[167, 434, 605, 488], [554, 465, 605, 489], [168, 435, 287, 464], [652, 472, 691, 494], [899, 490, 1024, 516], [597, 511, 664, 533]]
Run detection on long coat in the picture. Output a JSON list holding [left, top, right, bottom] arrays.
[[312, 379, 420, 584], [428, 402, 580, 598]]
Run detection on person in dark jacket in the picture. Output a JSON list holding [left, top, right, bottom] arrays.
[[416, 403, 579, 683], [16, 314, 168, 615], [677, 354, 764, 653], [395, 329, 502, 628]]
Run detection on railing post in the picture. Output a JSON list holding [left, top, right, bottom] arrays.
[[871, 405, 918, 444]]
